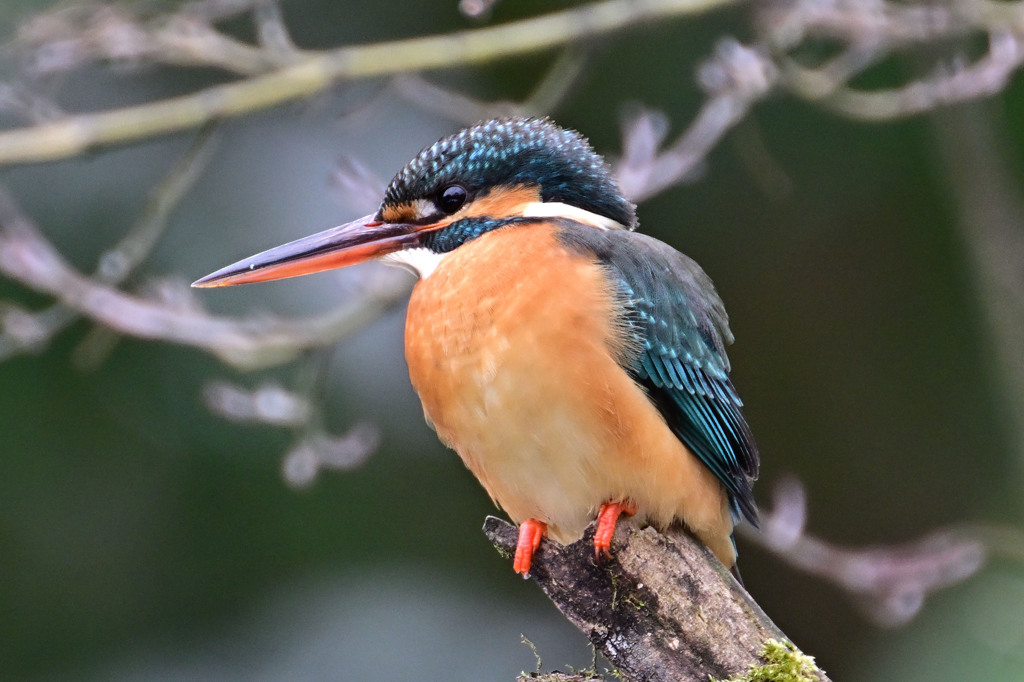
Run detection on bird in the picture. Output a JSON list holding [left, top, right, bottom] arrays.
[[193, 117, 759, 578]]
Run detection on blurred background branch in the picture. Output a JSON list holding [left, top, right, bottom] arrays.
[[0, 184, 410, 369], [0, 0, 735, 164], [739, 477, 1008, 628], [1, 0, 1023, 680]]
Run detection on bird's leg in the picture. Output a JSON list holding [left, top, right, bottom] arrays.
[[513, 519, 548, 577], [594, 499, 638, 559]]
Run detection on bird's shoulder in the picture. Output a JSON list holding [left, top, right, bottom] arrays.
[[554, 223, 734, 380], [554, 221, 759, 524]]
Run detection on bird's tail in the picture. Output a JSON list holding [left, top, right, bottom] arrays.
[[730, 561, 745, 587]]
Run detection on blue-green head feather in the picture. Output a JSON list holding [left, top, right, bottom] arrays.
[[380, 117, 637, 231]]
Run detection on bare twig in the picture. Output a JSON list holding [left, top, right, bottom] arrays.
[[0, 0, 738, 166], [0, 127, 218, 361], [392, 47, 590, 125], [280, 422, 380, 488], [738, 478, 998, 627], [327, 155, 387, 211], [0, 82, 64, 123], [204, 380, 314, 425], [253, 1, 297, 56], [792, 31, 1024, 120], [100, 128, 220, 284], [0, 188, 410, 369], [13, 1, 296, 75], [179, 0, 268, 24], [617, 39, 776, 202]]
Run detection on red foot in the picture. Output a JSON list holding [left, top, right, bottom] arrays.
[[594, 499, 638, 559], [513, 519, 548, 577]]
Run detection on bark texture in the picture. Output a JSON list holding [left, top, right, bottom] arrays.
[[484, 516, 830, 682]]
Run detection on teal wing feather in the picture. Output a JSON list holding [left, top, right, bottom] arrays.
[[556, 224, 759, 526]]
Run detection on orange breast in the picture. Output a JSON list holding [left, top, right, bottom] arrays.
[[404, 222, 735, 563]]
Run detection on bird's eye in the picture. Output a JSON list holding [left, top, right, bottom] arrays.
[[437, 184, 467, 215]]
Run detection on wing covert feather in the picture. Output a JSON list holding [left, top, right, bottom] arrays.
[[557, 225, 759, 525]]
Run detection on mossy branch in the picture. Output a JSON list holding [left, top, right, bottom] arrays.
[[484, 516, 831, 682]]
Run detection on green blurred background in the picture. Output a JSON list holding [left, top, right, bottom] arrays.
[[1, 1, 1023, 679]]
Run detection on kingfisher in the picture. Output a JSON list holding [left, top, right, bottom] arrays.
[[194, 117, 758, 578]]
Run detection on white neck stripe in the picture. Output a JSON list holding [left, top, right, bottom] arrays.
[[520, 202, 627, 231]]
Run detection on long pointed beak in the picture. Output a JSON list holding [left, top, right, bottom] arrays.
[[192, 213, 431, 288]]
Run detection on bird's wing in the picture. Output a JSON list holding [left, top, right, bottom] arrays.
[[557, 225, 759, 525]]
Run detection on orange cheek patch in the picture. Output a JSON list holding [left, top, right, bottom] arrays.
[[381, 202, 418, 223], [458, 184, 541, 221]]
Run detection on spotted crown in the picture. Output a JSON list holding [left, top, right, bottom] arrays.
[[380, 117, 637, 230]]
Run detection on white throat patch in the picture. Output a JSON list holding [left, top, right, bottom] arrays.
[[380, 248, 447, 280]]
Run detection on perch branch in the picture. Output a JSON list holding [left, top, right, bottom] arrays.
[[484, 516, 829, 682]]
